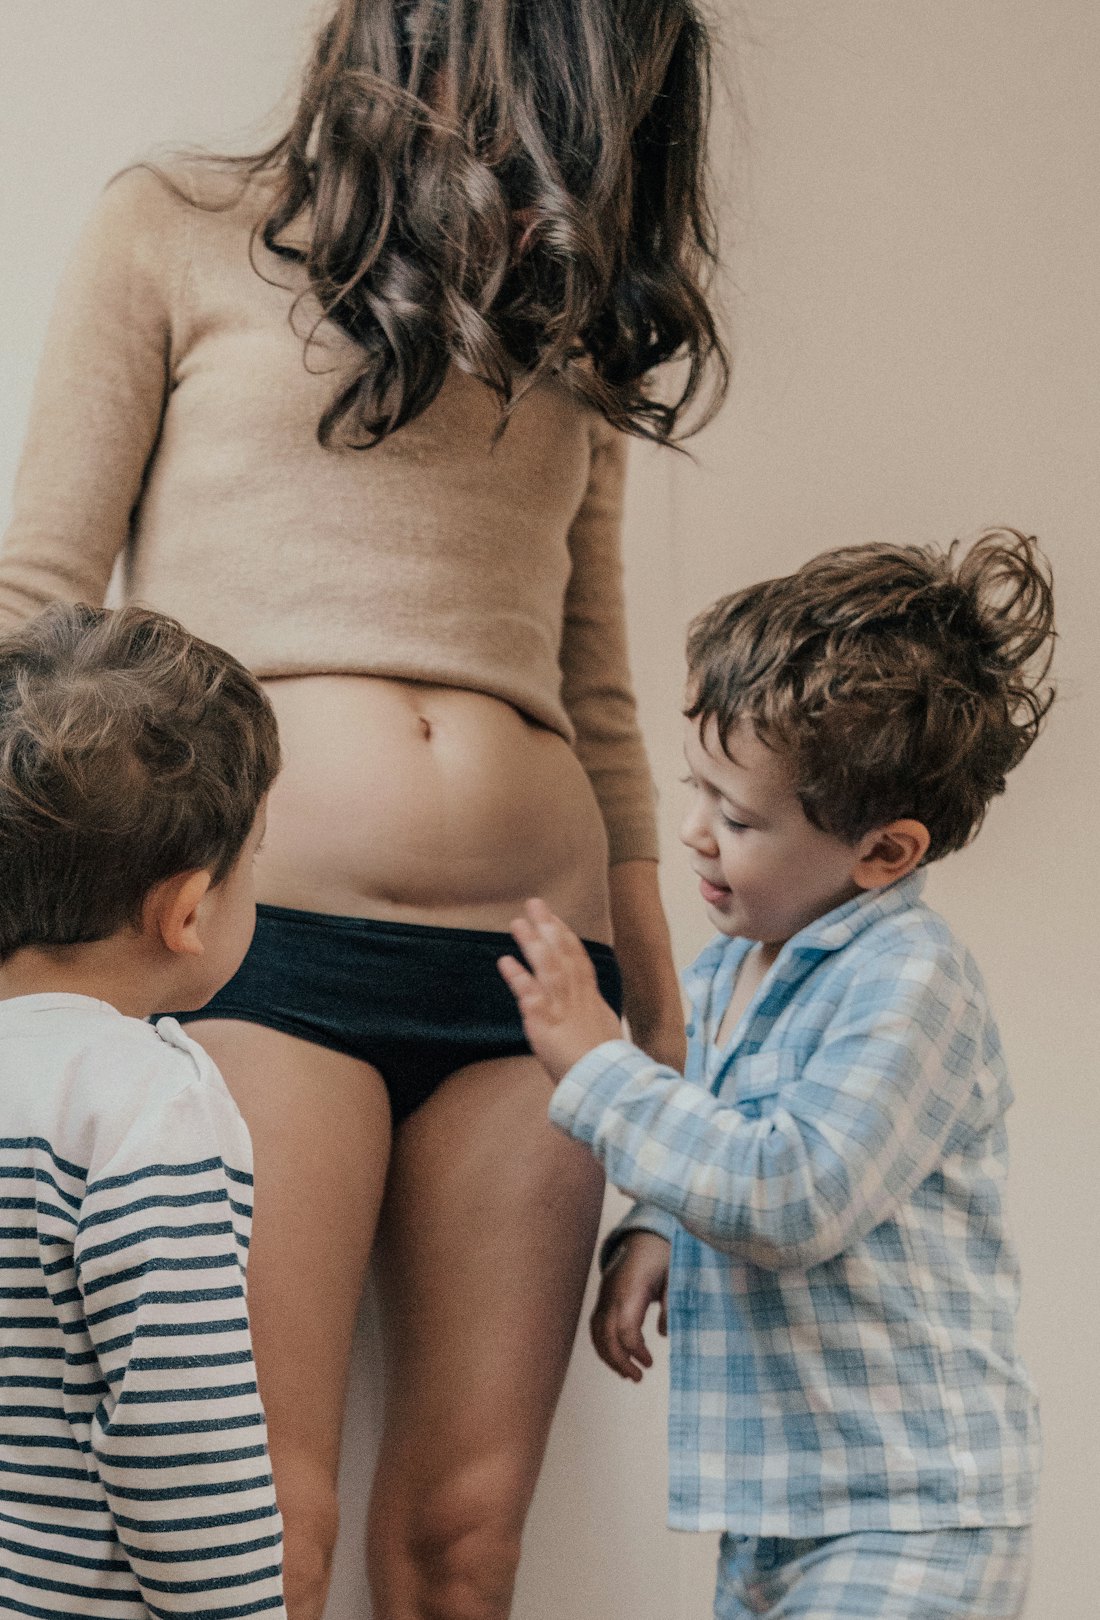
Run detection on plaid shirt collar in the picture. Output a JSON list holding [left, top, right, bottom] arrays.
[[683, 872, 930, 1088], [687, 870, 928, 984]]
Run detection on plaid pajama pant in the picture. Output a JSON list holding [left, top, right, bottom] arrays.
[[714, 1528, 1031, 1619]]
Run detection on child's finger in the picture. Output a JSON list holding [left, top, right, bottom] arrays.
[[605, 1293, 652, 1371], [508, 914, 540, 954], [497, 952, 533, 990], [527, 899, 569, 945], [526, 898, 590, 964], [524, 896, 558, 927], [617, 1305, 653, 1370], [510, 912, 553, 964], [591, 1310, 644, 1381], [496, 954, 545, 1011], [510, 912, 570, 986], [590, 1301, 626, 1369], [616, 1318, 650, 1380]]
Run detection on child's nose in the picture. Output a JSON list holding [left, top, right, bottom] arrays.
[[679, 801, 717, 855]]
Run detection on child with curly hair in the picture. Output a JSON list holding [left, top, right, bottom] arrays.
[[500, 529, 1051, 1619]]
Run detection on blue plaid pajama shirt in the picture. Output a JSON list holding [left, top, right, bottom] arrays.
[[549, 873, 1039, 1539]]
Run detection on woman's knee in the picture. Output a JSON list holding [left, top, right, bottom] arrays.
[[370, 1454, 527, 1620]]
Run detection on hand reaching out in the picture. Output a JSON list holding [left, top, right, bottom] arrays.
[[498, 897, 623, 1082]]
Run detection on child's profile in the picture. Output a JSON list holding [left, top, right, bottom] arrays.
[[500, 527, 1052, 1620], [0, 602, 285, 1615]]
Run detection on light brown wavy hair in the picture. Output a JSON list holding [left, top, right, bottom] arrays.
[[206, 0, 728, 448], [0, 605, 280, 957], [685, 529, 1056, 862]]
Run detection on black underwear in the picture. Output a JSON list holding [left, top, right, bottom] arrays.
[[172, 903, 623, 1125]]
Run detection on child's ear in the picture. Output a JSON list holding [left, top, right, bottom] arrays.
[[851, 820, 930, 890], [142, 870, 213, 957]]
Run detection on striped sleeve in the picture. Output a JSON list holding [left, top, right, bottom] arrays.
[[72, 1077, 285, 1619]]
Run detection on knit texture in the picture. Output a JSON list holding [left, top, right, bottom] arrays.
[[0, 165, 658, 863]]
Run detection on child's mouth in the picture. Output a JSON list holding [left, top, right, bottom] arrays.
[[699, 876, 730, 905]]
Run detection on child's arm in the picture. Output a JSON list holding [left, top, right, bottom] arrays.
[[73, 1072, 285, 1618], [501, 903, 680, 1378], [500, 900, 988, 1271]]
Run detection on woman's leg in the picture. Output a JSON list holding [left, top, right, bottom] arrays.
[[184, 1019, 393, 1620], [367, 1053, 605, 1620]]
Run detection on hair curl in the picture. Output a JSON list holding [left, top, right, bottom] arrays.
[[685, 529, 1056, 862], [0, 604, 280, 958], [200, 0, 728, 448]]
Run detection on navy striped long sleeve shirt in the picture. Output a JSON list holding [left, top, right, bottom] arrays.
[[0, 992, 285, 1619]]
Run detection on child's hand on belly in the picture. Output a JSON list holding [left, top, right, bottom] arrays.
[[498, 897, 622, 1082]]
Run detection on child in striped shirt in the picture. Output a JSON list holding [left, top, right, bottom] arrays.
[[499, 530, 1052, 1619], [0, 604, 284, 1618]]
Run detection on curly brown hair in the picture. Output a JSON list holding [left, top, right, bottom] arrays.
[[194, 0, 728, 449], [0, 604, 280, 958], [685, 529, 1055, 863]]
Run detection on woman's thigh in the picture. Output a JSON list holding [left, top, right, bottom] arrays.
[[183, 1019, 392, 1507], [370, 1051, 605, 1538], [715, 1528, 1033, 1620]]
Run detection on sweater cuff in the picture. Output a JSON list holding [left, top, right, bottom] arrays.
[[605, 820, 661, 866]]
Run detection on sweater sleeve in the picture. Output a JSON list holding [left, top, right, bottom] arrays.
[[73, 1064, 285, 1619], [0, 166, 188, 630], [558, 423, 659, 865]]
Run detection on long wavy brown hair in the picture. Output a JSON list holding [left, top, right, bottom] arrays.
[[212, 0, 728, 448]]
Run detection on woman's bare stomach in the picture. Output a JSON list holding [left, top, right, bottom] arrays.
[[253, 676, 613, 943]]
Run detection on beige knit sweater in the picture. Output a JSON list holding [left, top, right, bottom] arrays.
[[0, 166, 658, 863]]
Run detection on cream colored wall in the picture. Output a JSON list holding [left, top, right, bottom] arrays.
[[1, 4, 1096, 1616]]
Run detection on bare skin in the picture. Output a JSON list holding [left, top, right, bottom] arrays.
[[186, 675, 682, 1620], [253, 677, 614, 936]]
